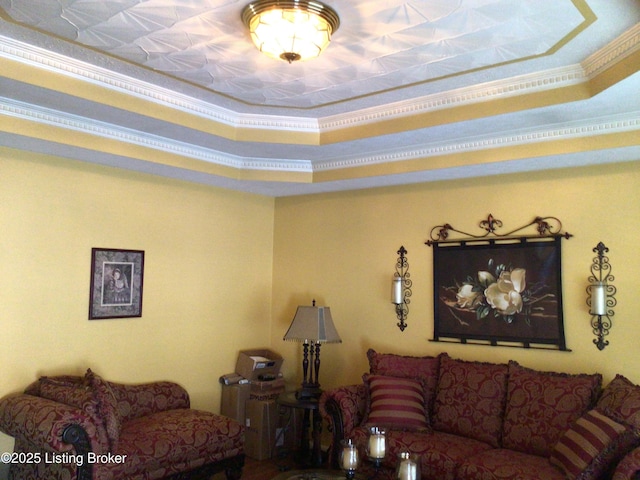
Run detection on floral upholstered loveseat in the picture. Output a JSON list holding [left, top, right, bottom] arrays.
[[320, 350, 640, 480], [0, 369, 244, 480]]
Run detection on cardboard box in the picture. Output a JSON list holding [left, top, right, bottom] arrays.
[[235, 349, 283, 381], [220, 383, 251, 423], [249, 377, 286, 400], [244, 399, 278, 460]]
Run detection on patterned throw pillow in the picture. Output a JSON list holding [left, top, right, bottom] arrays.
[[40, 378, 95, 413], [597, 375, 640, 429], [550, 409, 640, 480], [432, 354, 508, 448], [363, 375, 429, 432], [85, 369, 122, 452], [502, 361, 602, 457]]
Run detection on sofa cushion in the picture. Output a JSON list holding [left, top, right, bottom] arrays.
[[502, 361, 602, 457], [351, 427, 492, 480], [363, 375, 429, 431], [86, 369, 122, 452], [597, 375, 640, 429], [550, 408, 640, 480], [110, 409, 244, 478], [458, 448, 566, 480], [432, 355, 508, 448], [367, 349, 440, 421]]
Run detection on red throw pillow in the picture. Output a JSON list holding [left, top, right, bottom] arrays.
[[597, 375, 640, 429], [363, 375, 429, 432], [40, 378, 96, 413], [432, 355, 508, 448], [503, 361, 602, 457], [86, 369, 122, 452], [366, 348, 441, 422], [550, 408, 640, 480]]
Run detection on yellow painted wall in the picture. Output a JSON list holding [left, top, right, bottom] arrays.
[[2, 144, 640, 465], [272, 161, 640, 391], [0, 147, 275, 455]]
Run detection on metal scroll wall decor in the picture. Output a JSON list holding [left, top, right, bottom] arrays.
[[587, 242, 616, 350], [392, 246, 412, 331], [425, 215, 572, 350]]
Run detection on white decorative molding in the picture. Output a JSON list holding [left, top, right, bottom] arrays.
[[313, 113, 640, 171], [3, 95, 637, 175], [0, 96, 312, 172], [1, 20, 638, 137], [0, 35, 319, 134], [319, 65, 587, 131]]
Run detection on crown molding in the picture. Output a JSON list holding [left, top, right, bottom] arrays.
[[2, 93, 637, 176], [1, 22, 638, 139], [313, 113, 640, 171], [0, 96, 313, 172]]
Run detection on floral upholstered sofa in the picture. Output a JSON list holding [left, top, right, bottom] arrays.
[[0, 369, 244, 480], [320, 350, 640, 480]]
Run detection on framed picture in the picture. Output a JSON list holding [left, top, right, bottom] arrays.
[[432, 237, 567, 350], [89, 248, 144, 319]]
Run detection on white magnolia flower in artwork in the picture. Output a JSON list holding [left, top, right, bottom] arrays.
[[484, 268, 526, 316]]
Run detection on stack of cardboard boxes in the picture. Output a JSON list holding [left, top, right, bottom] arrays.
[[221, 349, 289, 460]]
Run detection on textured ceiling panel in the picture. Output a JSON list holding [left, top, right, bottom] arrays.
[[2, 0, 586, 108]]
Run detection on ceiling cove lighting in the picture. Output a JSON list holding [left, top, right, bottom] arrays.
[[241, 0, 340, 63]]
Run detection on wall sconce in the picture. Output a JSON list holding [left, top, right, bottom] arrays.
[[586, 242, 616, 350], [392, 246, 412, 331]]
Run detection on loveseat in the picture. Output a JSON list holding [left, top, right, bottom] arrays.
[[320, 350, 640, 480], [0, 369, 244, 480]]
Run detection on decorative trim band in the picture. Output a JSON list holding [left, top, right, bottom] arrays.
[[1, 22, 638, 136], [2, 96, 636, 174]]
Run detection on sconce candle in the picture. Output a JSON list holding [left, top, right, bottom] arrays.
[[587, 241, 616, 350], [392, 277, 403, 305], [590, 281, 607, 316], [392, 246, 412, 331]]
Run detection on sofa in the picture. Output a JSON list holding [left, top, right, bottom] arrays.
[[320, 349, 640, 480], [0, 369, 244, 480]]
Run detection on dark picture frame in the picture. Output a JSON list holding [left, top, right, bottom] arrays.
[[432, 237, 567, 350], [89, 248, 144, 319]]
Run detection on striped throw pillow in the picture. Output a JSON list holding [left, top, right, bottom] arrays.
[[550, 409, 639, 480], [364, 375, 429, 431]]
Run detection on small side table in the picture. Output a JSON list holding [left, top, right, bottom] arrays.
[[277, 391, 324, 468]]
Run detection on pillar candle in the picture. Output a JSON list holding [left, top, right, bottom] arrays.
[[341, 444, 359, 470], [590, 282, 607, 315], [392, 276, 403, 304], [368, 433, 386, 458]]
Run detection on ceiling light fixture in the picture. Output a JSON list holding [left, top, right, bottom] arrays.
[[241, 0, 340, 63]]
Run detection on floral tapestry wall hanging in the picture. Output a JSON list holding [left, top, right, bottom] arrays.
[[89, 248, 144, 319], [426, 215, 571, 350]]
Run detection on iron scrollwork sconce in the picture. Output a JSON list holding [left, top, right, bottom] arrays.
[[587, 242, 616, 350], [392, 246, 412, 331]]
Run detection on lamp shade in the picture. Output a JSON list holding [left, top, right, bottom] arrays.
[[283, 304, 342, 343], [241, 0, 340, 63]]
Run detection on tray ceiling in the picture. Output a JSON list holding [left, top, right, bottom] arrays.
[[0, 0, 639, 196]]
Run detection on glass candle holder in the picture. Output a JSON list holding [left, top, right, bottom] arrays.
[[395, 452, 420, 480], [367, 426, 386, 467], [340, 439, 359, 480]]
